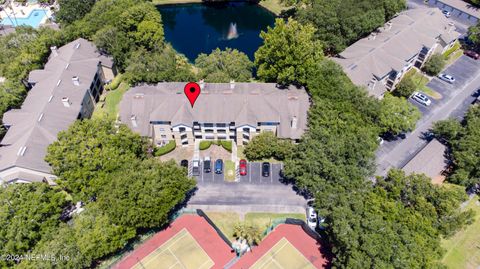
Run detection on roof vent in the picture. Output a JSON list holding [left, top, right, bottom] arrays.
[[65, 63, 70, 70], [72, 76, 80, 86], [288, 96, 298, 100], [48, 95, 53, 103], [199, 79, 205, 90], [230, 80, 235, 89], [291, 116, 298, 129], [131, 115, 137, 128], [368, 33, 377, 40], [50, 46, 58, 57], [75, 43, 81, 49], [134, 93, 144, 99], [37, 113, 44, 122], [56, 80, 62, 86], [386, 21, 392, 30], [62, 97, 71, 107]]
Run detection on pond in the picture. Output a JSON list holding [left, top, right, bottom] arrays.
[[157, 2, 275, 62]]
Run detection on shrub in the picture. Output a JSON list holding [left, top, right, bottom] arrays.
[[422, 53, 445, 76], [220, 140, 232, 153], [154, 140, 176, 156], [199, 141, 212, 150], [394, 77, 416, 97]]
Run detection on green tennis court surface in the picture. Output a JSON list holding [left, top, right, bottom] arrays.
[[133, 228, 214, 269], [250, 238, 316, 269]]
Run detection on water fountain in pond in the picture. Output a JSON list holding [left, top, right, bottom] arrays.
[[226, 22, 239, 40]]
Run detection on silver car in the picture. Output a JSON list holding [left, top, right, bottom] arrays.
[[306, 206, 318, 230], [411, 92, 431, 106], [438, 74, 455, 84]]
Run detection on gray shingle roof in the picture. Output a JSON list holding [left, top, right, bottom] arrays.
[[402, 139, 447, 179], [333, 8, 461, 97], [119, 83, 310, 139], [0, 38, 108, 175]]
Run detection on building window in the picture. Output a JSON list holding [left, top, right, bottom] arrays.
[[151, 121, 170, 124], [204, 129, 214, 133], [159, 128, 165, 132], [179, 127, 186, 133], [204, 123, 214, 128], [180, 134, 187, 140], [195, 135, 202, 139], [216, 123, 226, 127], [217, 129, 226, 134], [161, 135, 167, 139]]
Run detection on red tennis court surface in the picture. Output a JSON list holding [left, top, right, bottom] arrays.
[[232, 224, 330, 269], [113, 214, 235, 269]]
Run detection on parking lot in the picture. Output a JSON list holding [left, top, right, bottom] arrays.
[[190, 161, 284, 185], [409, 55, 480, 115]]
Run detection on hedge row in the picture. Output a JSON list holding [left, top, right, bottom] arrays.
[[199, 140, 232, 152], [154, 140, 176, 156]]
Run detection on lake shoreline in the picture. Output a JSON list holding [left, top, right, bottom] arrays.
[[152, 0, 287, 15]]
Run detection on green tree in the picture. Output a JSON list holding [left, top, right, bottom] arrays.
[[96, 159, 196, 229], [92, 25, 133, 71], [46, 118, 146, 200], [394, 76, 416, 97], [244, 132, 294, 161], [294, 0, 406, 53], [378, 94, 421, 135], [423, 53, 446, 76], [254, 18, 323, 85], [433, 106, 480, 188], [195, 48, 253, 83], [432, 118, 462, 143], [233, 222, 262, 246], [124, 45, 195, 84], [0, 184, 67, 267], [56, 0, 96, 25], [467, 21, 480, 47]]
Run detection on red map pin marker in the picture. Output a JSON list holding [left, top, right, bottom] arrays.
[[184, 82, 201, 108]]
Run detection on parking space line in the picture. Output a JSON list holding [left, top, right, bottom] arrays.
[[249, 164, 251, 183], [270, 166, 273, 183]]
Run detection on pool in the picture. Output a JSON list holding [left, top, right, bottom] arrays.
[[0, 9, 47, 28]]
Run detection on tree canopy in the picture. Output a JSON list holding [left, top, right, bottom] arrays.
[[195, 48, 253, 83], [423, 53, 446, 76], [244, 132, 294, 161], [293, 0, 406, 53], [0, 183, 67, 267], [46, 117, 146, 200], [55, 0, 96, 25], [433, 106, 480, 188], [254, 18, 323, 85], [378, 94, 421, 135]]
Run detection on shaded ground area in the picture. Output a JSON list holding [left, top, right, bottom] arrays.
[[442, 196, 480, 269], [158, 146, 194, 163]]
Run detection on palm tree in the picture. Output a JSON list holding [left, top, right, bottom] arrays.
[[233, 222, 262, 247]]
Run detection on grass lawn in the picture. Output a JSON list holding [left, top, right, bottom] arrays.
[[258, 0, 290, 15], [236, 146, 283, 164], [206, 212, 240, 241], [206, 212, 306, 241], [441, 196, 480, 269], [225, 160, 236, 182], [93, 82, 129, 118], [403, 68, 442, 100], [245, 212, 306, 232], [445, 50, 463, 66]]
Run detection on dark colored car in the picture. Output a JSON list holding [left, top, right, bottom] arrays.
[[215, 159, 223, 174], [262, 162, 270, 177], [464, 50, 479, 60], [204, 157, 211, 173], [180, 159, 189, 168], [239, 159, 247, 176]]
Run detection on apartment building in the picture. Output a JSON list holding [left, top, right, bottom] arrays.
[[333, 7, 460, 98], [119, 82, 309, 147], [0, 38, 114, 184]]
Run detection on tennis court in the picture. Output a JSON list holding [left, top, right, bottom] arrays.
[[250, 238, 316, 269], [133, 228, 214, 269]]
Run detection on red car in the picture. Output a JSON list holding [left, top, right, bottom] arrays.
[[239, 159, 247, 176], [464, 50, 479, 60]]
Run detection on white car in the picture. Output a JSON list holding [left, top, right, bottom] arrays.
[[306, 206, 318, 230], [411, 92, 431, 106], [438, 74, 455, 84], [442, 10, 451, 17], [192, 159, 200, 176]]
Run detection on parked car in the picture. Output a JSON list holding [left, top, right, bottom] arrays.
[[306, 207, 318, 230], [438, 74, 455, 83], [239, 159, 247, 176], [442, 10, 451, 17], [204, 156, 211, 173], [192, 159, 200, 176], [464, 50, 480, 60], [411, 92, 431, 106], [262, 162, 270, 177], [215, 159, 223, 174], [180, 159, 189, 169]]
